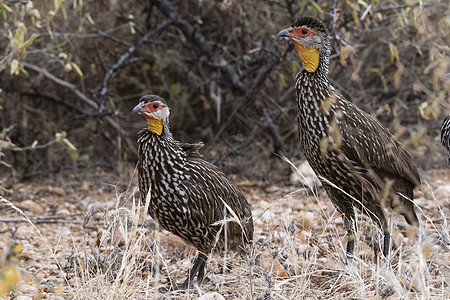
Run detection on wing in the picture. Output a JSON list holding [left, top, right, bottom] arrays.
[[181, 158, 253, 246], [334, 95, 421, 187], [178, 141, 204, 158]]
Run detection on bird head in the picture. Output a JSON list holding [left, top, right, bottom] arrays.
[[277, 17, 330, 73], [132, 94, 170, 135]]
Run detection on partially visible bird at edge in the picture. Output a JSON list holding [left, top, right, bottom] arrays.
[[278, 17, 421, 258], [441, 117, 450, 166], [132, 94, 254, 290]]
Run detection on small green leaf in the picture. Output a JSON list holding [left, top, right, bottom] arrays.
[[71, 62, 84, 78], [367, 68, 379, 75], [2, 8, 7, 22], [379, 74, 388, 93], [63, 138, 78, 162], [170, 83, 181, 97], [418, 101, 428, 119], [10, 59, 19, 75], [299, 0, 307, 13], [357, 0, 368, 9], [55, 132, 63, 142], [10, 24, 26, 49], [289, 61, 298, 73], [0, 2, 13, 12], [311, 1, 323, 13], [242, 54, 251, 62], [21, 110, 28, 128], [19, 33, 39, 50], [65, 62, 72, 71], [388, 42, 399, 65], [278, 73, 287, 91]]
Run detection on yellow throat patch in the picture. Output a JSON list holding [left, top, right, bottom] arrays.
[[293, 42, 319, 73], [146, 118, 163, 135]]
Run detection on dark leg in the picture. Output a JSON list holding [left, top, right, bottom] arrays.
[[344, 215, 356, 261], [176, 253, 208, 290], [382, 231, 390, 258], [195, 254, 207, 284], [346, 233, 355, 257]]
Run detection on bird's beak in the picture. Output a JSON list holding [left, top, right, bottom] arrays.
[[277, 28, 294, 39], [132, 103, 144, 114]]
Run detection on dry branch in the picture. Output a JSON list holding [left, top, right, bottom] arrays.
[[208, 52, 282, 149], [152, 0, 288, 153], [97, 19, 173, 100], [154, 0, 250, 95], [22, 62, 138, 158]]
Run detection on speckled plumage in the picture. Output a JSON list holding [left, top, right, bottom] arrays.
[[441, 117, 450, 165], [134, 95, 253, 288], [279, 17, 420, 257]]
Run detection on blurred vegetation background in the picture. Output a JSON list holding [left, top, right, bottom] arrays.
[[0, 0, 448, 185]]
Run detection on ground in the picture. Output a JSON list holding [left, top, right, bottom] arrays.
[[0, 167, 449, 299]]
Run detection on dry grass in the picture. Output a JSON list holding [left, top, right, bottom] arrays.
[[1, 168, 449, 299]]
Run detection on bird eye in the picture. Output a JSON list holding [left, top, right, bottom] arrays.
[[152, 103, 159, 109], [301, 29, 308, 35]]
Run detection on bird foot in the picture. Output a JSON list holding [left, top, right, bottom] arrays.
[[321, 270, 343, 280], [345, 251, 354, 264], [159, 253, 208, 292], [159, 284, 184, 292], [159, 277, 205, 292], [158, 281, 193, 292]]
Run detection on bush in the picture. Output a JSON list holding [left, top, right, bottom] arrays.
[[0, 0, 448, 180]]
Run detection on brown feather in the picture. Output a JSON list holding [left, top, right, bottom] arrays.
[[280, 17, 421, 256]]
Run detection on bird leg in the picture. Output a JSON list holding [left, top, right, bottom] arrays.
[[382, 231, 390, 258], [344, 215, 356, 261], [166, 253, 208, 291], [346, 232, 355, 259], [196, 256, 207, 284]]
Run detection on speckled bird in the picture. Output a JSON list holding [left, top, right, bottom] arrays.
[[442, 117, 450, 165], [278, 17, 420, 257], [132, 95, 253, 289]]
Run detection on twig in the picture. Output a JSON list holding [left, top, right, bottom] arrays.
[[263, 109, 286, 154], [285, 0, 297, 23], [21, 62, 138, 158], [373, 2, 432, 13], [360, 4, 372, 21], [155, 0, 250, 95], [331, 0, 339, 32], [98, 19, 173, 100], [154, 0, 287, 152], [23, 63, 100, 114], [91, 27, 133, 47], [5, 140, 56, 151], [207, 52, 281, 150], [213, 126, 260, 164], [20, 91, 82, 113]]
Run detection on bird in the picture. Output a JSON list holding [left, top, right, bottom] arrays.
[[132, 95, 253, 289], [278, 17, 420, 258], [441, 117, 450, 165]]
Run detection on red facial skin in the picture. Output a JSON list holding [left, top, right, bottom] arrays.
[[289, 27, 315, 40], [137, 102, 162, 119]]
